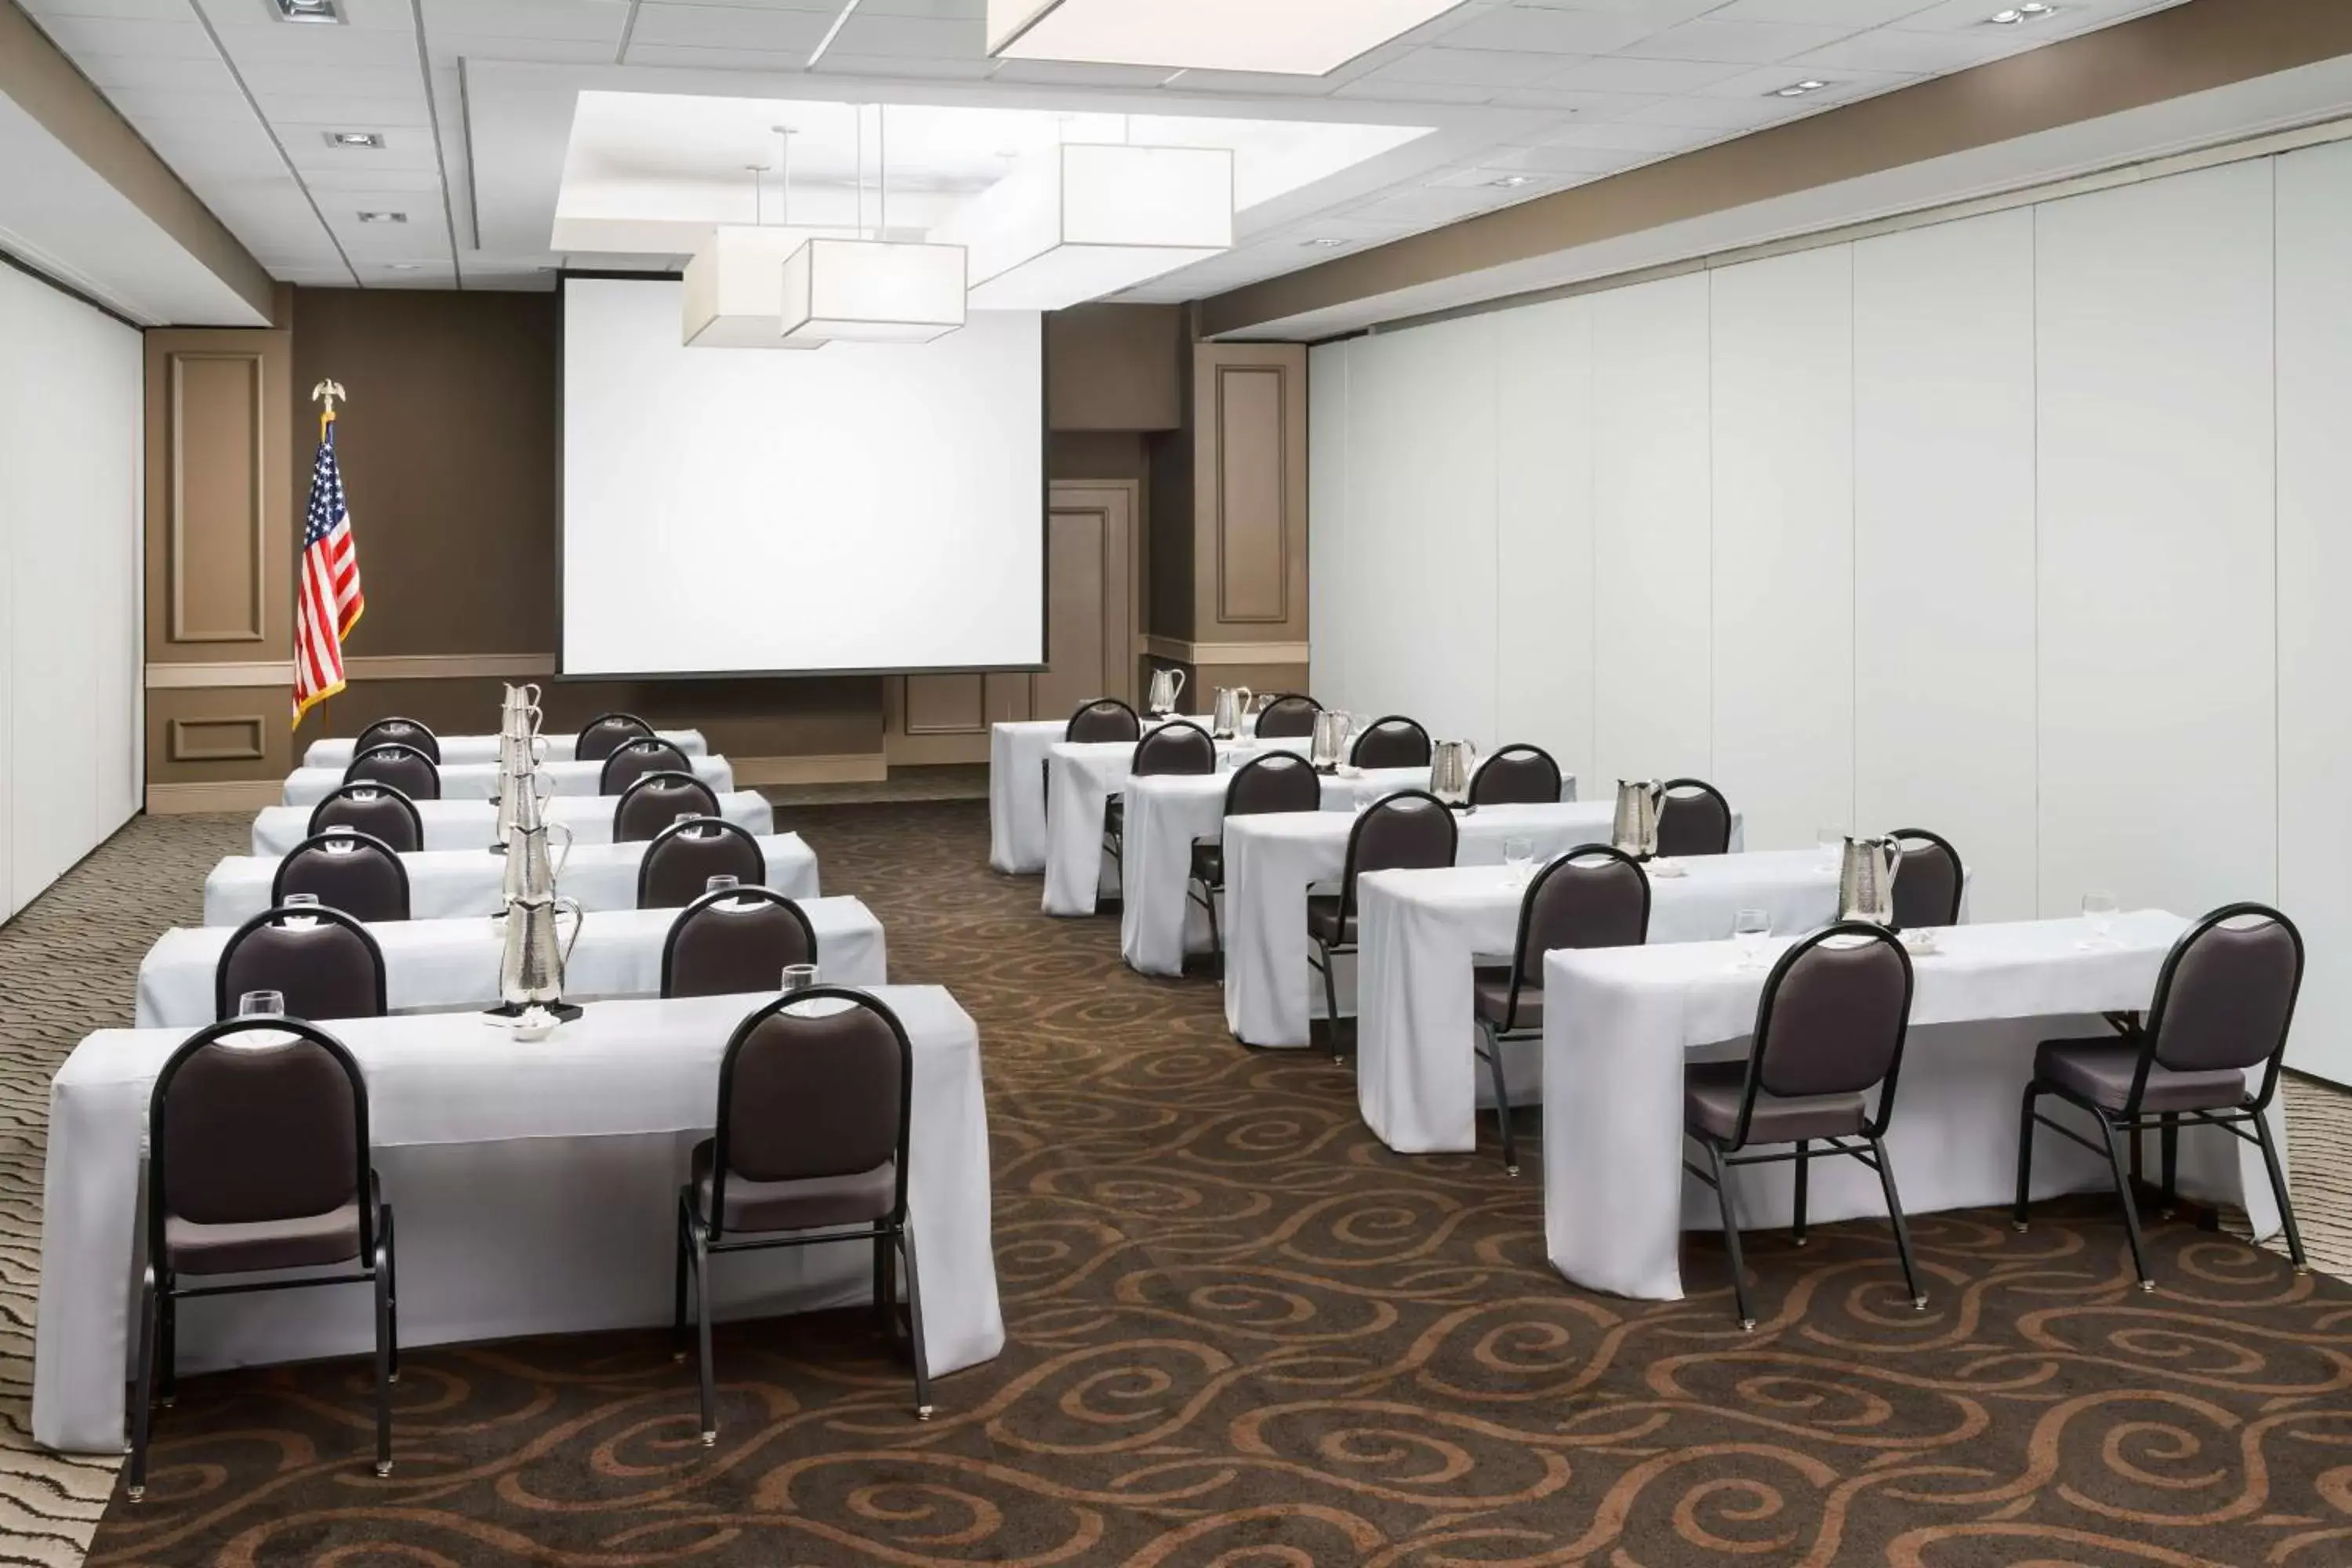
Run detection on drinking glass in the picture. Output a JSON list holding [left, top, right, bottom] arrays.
[[781, 963, 820, 993], [1503, 837, 1534, 887], [238, 989, 286, 1017], [706, 874, 740, 896], [1733, 909, 1771, 971], [674, 811, 706, 838], [2082, 891, 2118, 947], [281, 891, 321, 929]]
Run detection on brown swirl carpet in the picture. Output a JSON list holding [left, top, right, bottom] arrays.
[[82, 800, 2352, 1566]]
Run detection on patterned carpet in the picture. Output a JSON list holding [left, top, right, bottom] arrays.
[[4, 800, 2352, 1565]]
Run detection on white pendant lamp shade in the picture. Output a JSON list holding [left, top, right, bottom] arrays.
[[987, 0, 1468, 75], [682, 226, 823, 349], [930, 143, 1232, 312], [780, 238, 967, 344]]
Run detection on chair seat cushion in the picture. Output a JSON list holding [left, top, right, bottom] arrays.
[[1305, 894, 1358, 947], [1190, 840, 1222, 886], [1684, 1060, 1867, 1145], [1472, 966, 1541, 1031], [166, 1196, 363, 1276], [692, 1139, 896, 1235], [2035, 1037, 2249, 1114]]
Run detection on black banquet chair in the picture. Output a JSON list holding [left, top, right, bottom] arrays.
[[1684, 923, 1924, 1330], [1657, 777, 1733, 858], [354, 717, 437, 764], [1350, 715, 1433, 770], [270, 829, 411, 923], [344, 742, 440, 802], [1472, 845, 1647, 1174], [2016, 902, 2307, 1289], [615, 770, 723, 844], [638, 818, 766, 909], [601, 738, 695, 797], [130, 1016, 396, 1498], [676, 987, 929, 1440], [1311, 790, 1457, 1062], [1889, 828, 1965, 931], [307, 782, 423, 855], [1468, 744, 1563, 807], [1253, 694, 1322, 739], [660, 887, 818, 999], [214, 905, 389, 1022], [577, 711, 657, 764], [1047, 699, 1145, 818], [1189, 750, 1321, 973], [1109, 720, 1215, 874]]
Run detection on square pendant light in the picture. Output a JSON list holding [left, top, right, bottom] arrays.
[[930, 143, 1232, 312], [987, 0, 1468, 75], [682, 227, 825, 349], [780, 238, 967, 345]]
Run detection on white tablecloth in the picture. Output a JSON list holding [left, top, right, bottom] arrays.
[[33, 985, 1000, 1454], [1040, 736, 1315, 916], [1357, 849, 1862, 1155], [204, 833, 818, 926], [302, 730, 708, 769], [282, 753, 735, 806], [1541, 910, 2285, 1300], [1116, 766, 1452, 976], [988, 715, 1233, 876], [136, 897, 884, 1028], [1223, 802, 1743, 1048], [252, 790, 775, 855]]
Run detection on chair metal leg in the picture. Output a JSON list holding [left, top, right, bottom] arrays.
[[1313, 939, 1344, 1063], [1475, 1020, 1517, 1176], [128, 1269, 158, 1501], [1703, 1142, 1755, 1330], [898, 1225, 935, 1421], [382, 1203, 399, 1385], [1197, 882, 1225, 978], [671, 1191, 691, 1362], [372, 1230, 394, 1478], [157, 1287, 176, 1409], [691, 1228, 718, 1444], [2251, 1106, 2310, 1273], [1791, 1140, 1810, 1248], [2013, 1082, 2040, 1232], [873, 1235, 895, 1334], [2097, 1116, 2155, 1290], [1868, 1137, 1927, 1311], [2159, 1113, 2180, 1218]]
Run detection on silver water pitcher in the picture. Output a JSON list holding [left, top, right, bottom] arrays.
[[498, 892, 583, 1011], [1612, 779, 1663, 858], [1838, 835, 1902, 926], [1146, 666, 1186, 717], [1309, 710, 1350, 772], [491, 763, 554, 851], [1430, 740, 1477, 808], [500, 818, 573, 904], [1211, 685, 1253, 740]]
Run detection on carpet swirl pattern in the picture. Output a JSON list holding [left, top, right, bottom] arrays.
[[78, 800, 2352, 1566]]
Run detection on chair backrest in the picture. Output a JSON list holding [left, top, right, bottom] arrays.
[[1223, 750, 1322, 818], [576, 711, 655, 763], [1735, 924, 1915, 1145], [1512, 844, 1649, 989], [354, 717, 438, 764], [1065, 698, 1142, 744], [343, 742, 440, 801], [710, 988, 913, 1236], [660, 887, 818, 999], [1351, 715, 1433, 769], [1132, 719, 1216, 777], [306, 782, 423, 854], [148, 1018, 371, 1258], [270, 829, 410, 922], [1656, 777, 1732, 857], [1471, 744, 1563, 807], [2142, 904, 2303, 1094], [1341, 790, 1458, 919], [638, 818, 766, 909], [1253, 694, 1321, 739], [215, 906, 390, 1022], [614, 770, 722, 843], [601, 738, 694, 797], [1889, 827, 1965, 931]]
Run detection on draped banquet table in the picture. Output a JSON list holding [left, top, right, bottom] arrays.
[[136, 896, 885, 1028], [988, 714, 1240, 876], [301, 729, 708, 769], [1224, 801, 1742, 1048], [1540, 911, 2288, 1301], [204, 833, 818, 926], [1116, 766, 1530, 977], [32, 985, 1002, 1455], [251, 790, 775, 855], [1039, 735, 1317, 916], [281, 753, 735, 806]]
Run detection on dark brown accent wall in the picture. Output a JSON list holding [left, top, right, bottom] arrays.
[[1044, 303, 1185, 431]]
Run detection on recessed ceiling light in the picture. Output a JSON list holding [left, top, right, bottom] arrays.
[[387, 263, 423, 271], [1301, 237, 1349, 248], [1487, 174, 1534, 188], [325, 131, 382, 149], [270, 0, 342, 23], [1771, 79, 1829, 97], [356, 211, 406, 224], [1988, 2, 2056, 21]]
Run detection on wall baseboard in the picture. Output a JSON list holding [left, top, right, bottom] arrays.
[[345, 653, 557, 681], [728, 753, 891, 786], [1142, 636, 1311, 666], [146, 779, 281, 815]]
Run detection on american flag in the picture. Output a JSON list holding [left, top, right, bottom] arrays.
[[292, 416, 364, 725]]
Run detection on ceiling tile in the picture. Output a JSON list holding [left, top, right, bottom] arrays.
[[1156, 67, 1341, 97], [1483, 141, 1647, 175], [1708, 0, 1941, 23], [72, 53, 239, 92], [616, 42, 810, 68], [29, 14, 216, 58], [1540, 54, 1748, 93], [418, 0, 629, 42], [20, 0, 209, 20], [628, 2, 830, 49], [826, 12, 984, 56], [1431, 7, 1663, 54], [988, 58, 1178, 87], [1693, 63, 1916, 97], [1329, 77, 1500, 105], [245, 93, 435, 126], [1486, 86, 1663, 117], [1619, 91, 1808, 128], [1787, 27, 2013, 73], [1617, 16, 1863, 63], [1512, 0, 1721, 24], [808, 50, 996, 78], [235, 62, 428, 98], [1535, 118, 1719, 151], [100, 84, 263, 124], [430, 34, 619, 63], [1358, 46, 1568, 88]]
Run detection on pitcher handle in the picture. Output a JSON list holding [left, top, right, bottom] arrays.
[[554, 896, 586, 968], [1169, 668, 1185, 702], [546, 821, 574, 880]]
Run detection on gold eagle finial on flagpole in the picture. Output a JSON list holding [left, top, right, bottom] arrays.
[[311, 379, 347, 438]]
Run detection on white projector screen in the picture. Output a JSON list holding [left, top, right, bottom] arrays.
[[560, 277, 1044, 676]]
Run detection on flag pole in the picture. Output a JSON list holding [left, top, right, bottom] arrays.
[[311, 378, 346, 441]]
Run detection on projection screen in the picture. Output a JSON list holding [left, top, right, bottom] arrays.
[[560, 276, 1044, 677]]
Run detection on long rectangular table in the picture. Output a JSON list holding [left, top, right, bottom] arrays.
[[988, 714, 1236, 876], [302, 729, 709, 769], [1356, 848, 1847, 1155], [1040, 736, 1318, 916], [1540, 911, 2286, 1300], [203, 833, 818, 926], [33, 985, 1001, 1455], [252, 790, 775, 855], [137, 897, 884, 1028], [1222, 802, 1744, 1048], [282, 753, 735, 806]]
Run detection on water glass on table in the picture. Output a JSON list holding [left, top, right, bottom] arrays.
[[238, 989, 286, 1018], [1502, 837, 1534, 888], [2080, 891, 2118, 949], [281, 891, 321, 929], [1732, 909, 1771, 971], [781, 963, 819, 994]]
